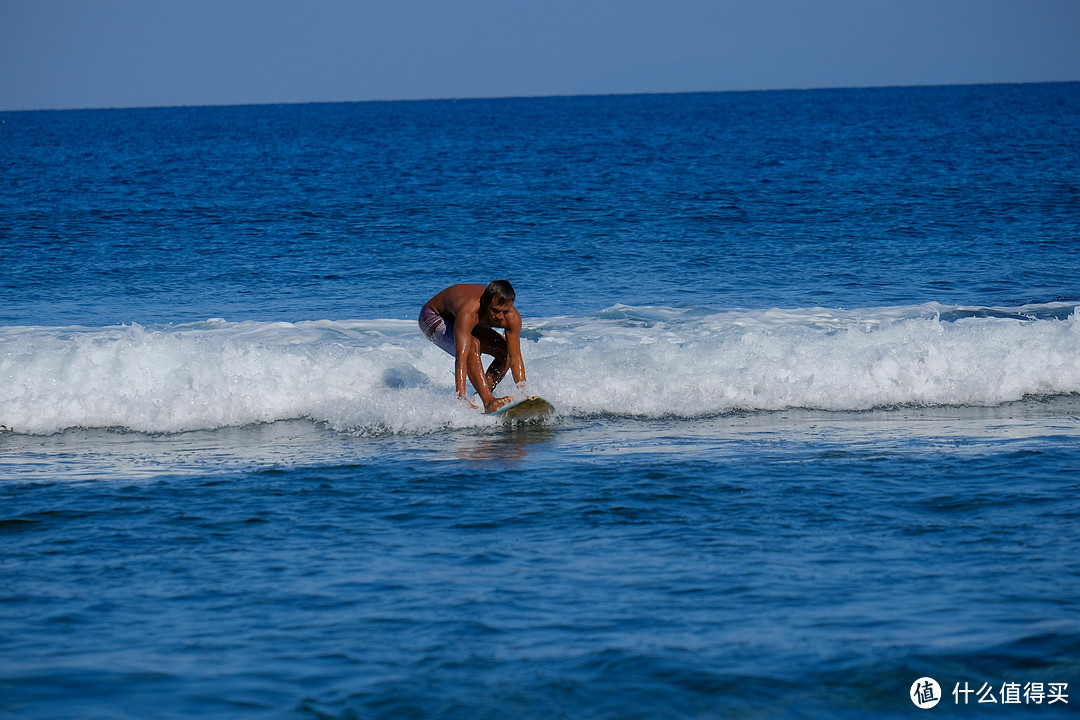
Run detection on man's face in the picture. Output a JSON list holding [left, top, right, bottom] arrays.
[[487, 298, 513, 323]]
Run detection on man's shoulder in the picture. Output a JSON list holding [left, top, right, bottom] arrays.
[[429, 284, 483, 313], [444, 286, 484, 320], [443, 284, 486, 300], [505, 306, 523, 330], [456, 283, 488, 296]]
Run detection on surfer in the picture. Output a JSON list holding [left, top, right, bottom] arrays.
[[419, 280, 526, 413]]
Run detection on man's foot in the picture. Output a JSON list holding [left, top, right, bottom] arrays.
[[483, 396, 515, 414]]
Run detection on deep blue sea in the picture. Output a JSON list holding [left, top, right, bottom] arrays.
[[2, 83, 1080, 719]]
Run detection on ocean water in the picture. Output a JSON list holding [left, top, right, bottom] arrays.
[[2, 83, 1079, 718]]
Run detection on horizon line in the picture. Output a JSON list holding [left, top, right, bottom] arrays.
[[3, 79, 1077, 114]]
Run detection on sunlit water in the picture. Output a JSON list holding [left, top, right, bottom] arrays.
[[3, 83, 1079, 718]]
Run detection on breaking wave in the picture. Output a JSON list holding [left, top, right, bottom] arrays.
[[3, 302, 1079, 435]]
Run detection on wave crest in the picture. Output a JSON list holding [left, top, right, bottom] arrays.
[[2, 303, 1079, 435]]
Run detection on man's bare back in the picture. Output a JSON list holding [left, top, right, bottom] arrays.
[[419, 281, 526, 413]]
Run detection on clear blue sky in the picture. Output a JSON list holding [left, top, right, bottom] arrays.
[[2, 0, 1078, 110]]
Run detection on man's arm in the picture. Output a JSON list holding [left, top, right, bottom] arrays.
[[505, 310, 526, 386], [453, 307, 479, 403]]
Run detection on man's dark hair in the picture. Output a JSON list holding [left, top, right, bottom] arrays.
[[481, 280, 516, 307]]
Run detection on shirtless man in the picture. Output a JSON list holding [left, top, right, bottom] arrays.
[[419, 280, 526, 413]]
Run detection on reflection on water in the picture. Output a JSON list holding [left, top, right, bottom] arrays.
[[2, 396, 1079, 483], [0, 419, 564, 482], [451, 424, 559, 463], [0, 421, 363, 483]]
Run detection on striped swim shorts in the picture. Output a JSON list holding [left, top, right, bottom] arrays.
[[418, 305, 456, 356]]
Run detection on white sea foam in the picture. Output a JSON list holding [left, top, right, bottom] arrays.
[[2, 303, 1079, 435]]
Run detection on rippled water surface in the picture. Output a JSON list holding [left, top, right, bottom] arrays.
[[3, 83, 1079, 718]]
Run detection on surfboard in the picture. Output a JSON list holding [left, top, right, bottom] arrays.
[[489, 396, 555, 421]]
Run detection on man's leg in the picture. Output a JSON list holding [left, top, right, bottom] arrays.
[[467, 328, 512, 412], [465, 339, 494, 403], [472, 327, 509, 390]]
